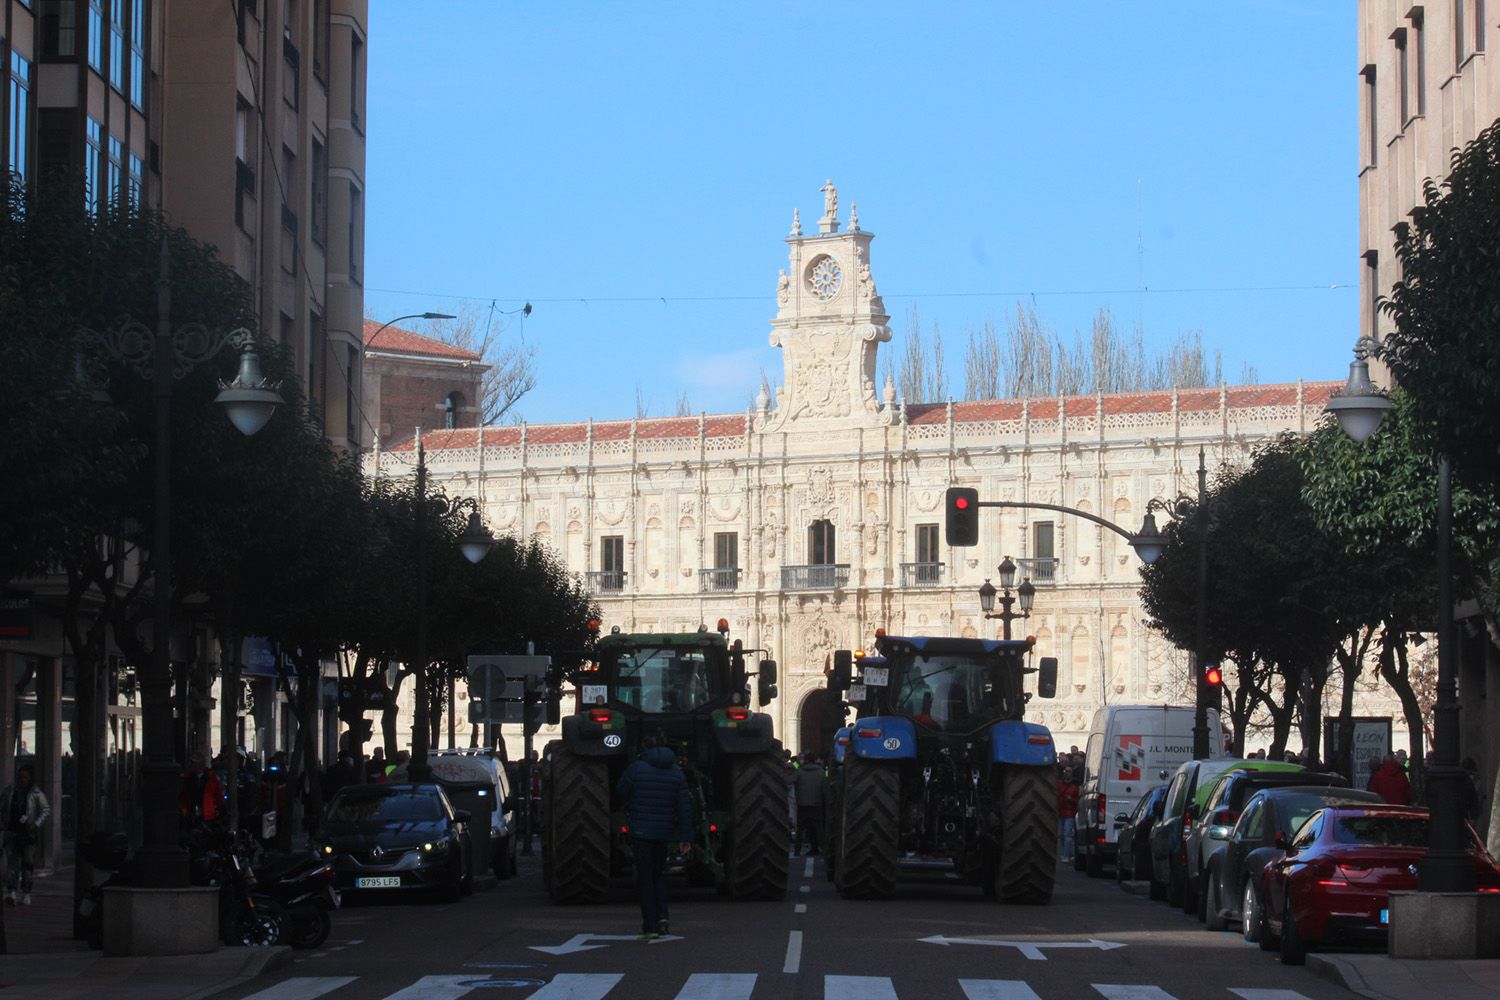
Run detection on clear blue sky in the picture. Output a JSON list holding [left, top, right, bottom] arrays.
[[364, 1, 1356, 426]]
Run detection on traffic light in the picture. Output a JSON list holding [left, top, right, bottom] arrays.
[[945, 486, 979, 546], [1203, 662, 1223, 687], [1202, 661, 1224, 713]]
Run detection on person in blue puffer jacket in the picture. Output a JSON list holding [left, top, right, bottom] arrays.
[[616, 736, 693, 939]]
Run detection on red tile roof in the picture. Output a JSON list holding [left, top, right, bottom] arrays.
[[386, 381, 1339, 453], [363, 320, 482, 362]]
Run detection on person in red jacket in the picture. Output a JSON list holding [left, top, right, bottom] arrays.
[[1369, 754, 1412, 805], [1057, 765, 1080, 861]]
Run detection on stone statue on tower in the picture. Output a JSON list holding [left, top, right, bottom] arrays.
[[819, 180, 839, 234]]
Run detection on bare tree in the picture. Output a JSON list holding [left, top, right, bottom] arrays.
[[896, 306, 947, 404], [962, 320, 1002, 400], [674, 391, 693, 417], [1001, 302, 1055, 398], [635, 383, 650, 419], [429, 302, 538, 424]]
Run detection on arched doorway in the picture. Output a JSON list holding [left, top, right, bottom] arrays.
[[798, 688, 836, 759]]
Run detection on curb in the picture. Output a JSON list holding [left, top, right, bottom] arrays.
[[1118, 879, 1150, 897], [183, 946, 295, 1000], [1307, 954, 1379, 999]]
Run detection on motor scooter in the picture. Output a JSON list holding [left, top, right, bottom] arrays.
[[252, 850, 338, 949]]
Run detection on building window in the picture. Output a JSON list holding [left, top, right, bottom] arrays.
[[1476, 0, 1487, 52], [808, 519, 836, 565], [911, 523, 939, 583], [345, 344, 359, 445], [599, 536, 625, 591], [8, 53, 30, 184], [1456, 0, 1467, 66], [1412, 11, 1427, 116], [87, 0, 103, 71], [1364, 250, 1379, 339], [308, 308, 325, 416], [129, 0, 144, 108], [85, 117, 102, 212], [309, 135, 325, 246], [107, 135, 122, 209], [41, 1, 78, 58], [443, 393, 459, 429], [348, 182, 361, 281], [350, 33, 363, 129], [1394, 28, 1410, 124], [1361, 64, 1377, 167], [127, 151, 142, 210], [714, 532, 738, 571], [312, 0, 328, 80], [280, 145, 297, 273], [108, 0, 124, 89], [1032, 521, 1055, 561]]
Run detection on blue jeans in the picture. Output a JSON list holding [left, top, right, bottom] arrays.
[[632, 838, 670, 933], [1059, 816, 1076, 858]]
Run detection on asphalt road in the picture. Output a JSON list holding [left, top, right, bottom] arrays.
[[220, 850, 1355, 1000]]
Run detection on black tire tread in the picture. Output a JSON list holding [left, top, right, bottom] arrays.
[[728, 747, 791, 900], [995, 765, 1058, 904], [542, 744, 611, 904], [836, 756, 900, 900]]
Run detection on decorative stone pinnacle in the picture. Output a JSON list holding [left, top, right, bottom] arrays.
[[819, 179, 839, 234], [790, 208, 802, 237], [849, 201, 860, 231]]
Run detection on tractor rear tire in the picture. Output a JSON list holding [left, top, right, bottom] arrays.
[[824, 775, 842, 883], [727, 748, 791, 900], [541, 744, 611, 904], [835, 755, 900, 900], [993, 764, 1057, 904]]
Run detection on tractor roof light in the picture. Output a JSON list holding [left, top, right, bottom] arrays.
[[717, 618, 730, 634]]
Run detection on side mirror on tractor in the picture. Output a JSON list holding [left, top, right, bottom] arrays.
[[757, 659, 778, 704], [545, 695, 561, 727], [1037, 656, 1058, 699]]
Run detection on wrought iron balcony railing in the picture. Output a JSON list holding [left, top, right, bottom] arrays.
[[586, 570, 627, 593], [899, 562, 944, 587], [780, 564, 850, 591], [698, 567, 741, 593], [1017, 557, 1058, 585]]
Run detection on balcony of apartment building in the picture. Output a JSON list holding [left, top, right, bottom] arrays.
[[1016, 557, 1058, 586], [899, 561, 945, 588], [781, 563, 850, 591], [586, 570, 627, 594], [698, 567, 741, 593]]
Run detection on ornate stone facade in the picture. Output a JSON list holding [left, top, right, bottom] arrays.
[[369, 186, 1338, 754]]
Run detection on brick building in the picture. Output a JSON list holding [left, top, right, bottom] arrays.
[[361, 319, 487, 447]]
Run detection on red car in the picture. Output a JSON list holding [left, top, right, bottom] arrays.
[[1258, 805, 1500, 965]]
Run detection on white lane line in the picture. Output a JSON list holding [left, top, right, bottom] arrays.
[[782, 930, 803, 974], [803, 857, 814, 879], [241, 978, 358, 1000], [525, 974, 626, 1000], [960, 982, 1044, 1000], [383, 975, 480, 1000], [795, 903, 808, 914], [1093, 987, 1179, 1000], [672, 973, 757, 1000], [825, 976, 898, 1000], [1228, 992, 1316, 1000], [799, 884, 811, 894]]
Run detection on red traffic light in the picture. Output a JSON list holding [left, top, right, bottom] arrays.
[[1204, 664, 1223, 686], [954, 495, 970, 510]]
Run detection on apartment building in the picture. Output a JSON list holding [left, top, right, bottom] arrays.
[[1358, 0, 1496, 352], [1, 0, 368, 447]]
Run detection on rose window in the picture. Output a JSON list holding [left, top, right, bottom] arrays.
[[806, 256, 843, 301]]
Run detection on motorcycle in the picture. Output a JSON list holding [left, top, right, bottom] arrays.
[[252, 850, 339, 949]]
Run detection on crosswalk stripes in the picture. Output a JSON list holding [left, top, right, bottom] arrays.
[[242, 974, 1324, 1000], [959, 981, 1042, 1000]]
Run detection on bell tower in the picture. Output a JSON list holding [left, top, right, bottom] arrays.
[[764, 182, 893, 429]]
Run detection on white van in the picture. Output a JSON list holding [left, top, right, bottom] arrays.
[[1073, 705, 1223, 877], [430, 749, 519, 879]]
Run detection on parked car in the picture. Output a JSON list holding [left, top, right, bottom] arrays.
[[1201, 785, 1383, 936], [1148, 757, 1243, 906], [318, 783, 474, 900], [1077, 705, 1223, 877], [1185, 763, 1341, 917], [1114, 783, 1168, 886], [1259, 804, 1500, 965]]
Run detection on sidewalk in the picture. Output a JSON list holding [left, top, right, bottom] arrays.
[[1309, 953, 1500, 999], [0, 865, 292, 999]]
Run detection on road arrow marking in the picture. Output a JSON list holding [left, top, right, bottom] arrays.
[[530, 933, 682, 955], [918, 936, 1126, 960]]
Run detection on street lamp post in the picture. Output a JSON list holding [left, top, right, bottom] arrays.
[[407, 434, 494, 783], [84, 240, 282, 887], [977, 557, 1036, 640], [1325, 338, 1473, 894]]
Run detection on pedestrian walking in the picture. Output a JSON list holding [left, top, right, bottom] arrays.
[[1369, 754, 1412, 805], [794, 752, 825, 855], [615, 736, 691, 940], [2, 763, 50, 906], [1057, 764, 1080, 861]]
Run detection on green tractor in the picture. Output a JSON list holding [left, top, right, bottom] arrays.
[[539, 622, 789, 903]]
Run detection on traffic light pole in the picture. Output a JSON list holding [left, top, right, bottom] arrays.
[[1193, 450, 1212, 761]]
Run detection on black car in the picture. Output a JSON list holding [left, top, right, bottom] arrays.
[[1188, 769, 1349, 920], [1115, 784, 1167, 885], [318, 783, 474, 900], [1199, 785, 1383, 937]]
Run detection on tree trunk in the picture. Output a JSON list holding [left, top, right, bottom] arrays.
[[1297, 663, 1328, 763], [219, 632, 241, 831], [1385, 638, 1427, 803]]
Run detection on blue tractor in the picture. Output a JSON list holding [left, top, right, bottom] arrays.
[[825, 632, 1060, 903]]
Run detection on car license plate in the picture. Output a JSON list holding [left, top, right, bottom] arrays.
[[863, 667, 889, 687], [355, 876, 401, 889], [1379, 908, 1389, 925]]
